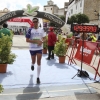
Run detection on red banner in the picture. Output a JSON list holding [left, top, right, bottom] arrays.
[[8, 18, 34, 27], [74, 41, 97, 64]]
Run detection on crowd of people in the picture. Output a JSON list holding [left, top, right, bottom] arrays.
[[13, 28, 27, 35], [73, 32, 99, 42]]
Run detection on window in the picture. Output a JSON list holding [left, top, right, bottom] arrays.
[[44, 8, 46, 11], [48, 3, 50, 5], [75, 0, 78, 3], [76, 5, 77, 10], [51, 8, 52, 10], [80, 1, 82, 7], [71, 9, 73, 14]]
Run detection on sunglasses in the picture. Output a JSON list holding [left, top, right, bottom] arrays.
[[33, 21, 38, 23]]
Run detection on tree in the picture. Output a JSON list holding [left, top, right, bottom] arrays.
[[49, 22, 56, 27], [67, 13, 89, 24], [59, 15, 66, 22], [70, 15, 77, 24], [76, 13, 89, 24]]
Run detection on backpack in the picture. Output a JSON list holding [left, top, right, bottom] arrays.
[[77, 70, 89, 77]]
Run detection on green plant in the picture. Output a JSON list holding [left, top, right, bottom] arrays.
[[57, 34, 62, 41], [67, 13, 89, 24], [0, 84, 3, 93], [53, 36, 68, 56], [67, 33, 73, 38], [0, 33, 16, 64], [43, 35, 48, 49], [59, 15, 65, 22]]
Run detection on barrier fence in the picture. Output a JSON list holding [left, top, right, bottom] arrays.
[[65, 38, 100, 80]]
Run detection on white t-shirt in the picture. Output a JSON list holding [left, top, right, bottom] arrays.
[[26, 28, 46, 51]]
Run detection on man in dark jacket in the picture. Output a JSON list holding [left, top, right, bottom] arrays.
[[46, 27, 57, 60]]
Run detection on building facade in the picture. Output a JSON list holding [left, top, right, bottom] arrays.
[[44, 0, 58, 14], [0, 8, 10, 16], [67, 0, 100, 27], [43, 0, 66, 30], [64, 2, 69, 15], [44, 0, 65, 16], [0, 8, 10, 28]]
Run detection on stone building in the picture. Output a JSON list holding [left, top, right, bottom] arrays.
[[64, 2, 69, 15], [67, 0, 100, 26], [0, 8, 10, 28], [83, 0, 100, 26], [0, 8, 10, 16], [43, 0, 68, 29], [44, 0, 65, 16]]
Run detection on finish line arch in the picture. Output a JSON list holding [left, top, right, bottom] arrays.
[[0, 4, 69, 33]]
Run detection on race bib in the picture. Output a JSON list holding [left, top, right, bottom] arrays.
[[31, 44, 38, 48]]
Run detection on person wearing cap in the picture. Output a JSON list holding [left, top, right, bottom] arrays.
[[46, 27, 57, 60], [26, 18, 46, 84]]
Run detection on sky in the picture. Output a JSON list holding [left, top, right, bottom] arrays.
[[0, 0, 69, 11]]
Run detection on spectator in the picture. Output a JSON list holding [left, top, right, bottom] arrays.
[[89, 33, 97, 42], [46, 27, 57, 60], [0, 23, 11, 38]]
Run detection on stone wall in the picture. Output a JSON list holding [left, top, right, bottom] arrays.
[[84, 0, 100, 21], [0, 8, 10, 17]]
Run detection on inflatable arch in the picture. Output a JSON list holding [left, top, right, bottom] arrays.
[[0, 4, 69, 33]]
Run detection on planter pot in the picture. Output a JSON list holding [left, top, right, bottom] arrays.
[[59, 56, 66, 63], [0, 64, 7, 73], [42, 49, 47, 54]]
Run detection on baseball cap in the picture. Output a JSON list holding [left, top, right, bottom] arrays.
[[49, 27, 54, 31]]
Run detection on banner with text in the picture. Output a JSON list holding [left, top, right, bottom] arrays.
[[8, 18, 34, 27], [74, 41, 97, 64]]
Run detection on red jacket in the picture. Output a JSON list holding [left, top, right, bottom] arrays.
[[48, 31, 57, 46]]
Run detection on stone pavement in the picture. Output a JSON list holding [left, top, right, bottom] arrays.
[[0, 83, 100, 100], [12, 35, 29, 49], [1, 35, 99, 100]]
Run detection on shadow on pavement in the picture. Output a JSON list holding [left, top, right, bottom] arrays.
[[0, 71, 13, 84], [16, 74, 42, 100], [75, 93, 100, 100]]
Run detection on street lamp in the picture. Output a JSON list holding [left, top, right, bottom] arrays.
[[94, 10, 100, 39], [94, 10, 100, 19]]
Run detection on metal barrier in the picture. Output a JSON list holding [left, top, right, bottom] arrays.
[[65, 38, 100, 80]]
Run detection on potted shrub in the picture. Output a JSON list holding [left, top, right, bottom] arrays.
[[53, 36, 68, 63], [0, 84, 3, 93], [0, 33, 16, 73], [43, 35, 48, 54]]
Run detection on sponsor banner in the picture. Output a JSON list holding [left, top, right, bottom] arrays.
[[8, 18, 34, 27], [74, 41, 97, 64]]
